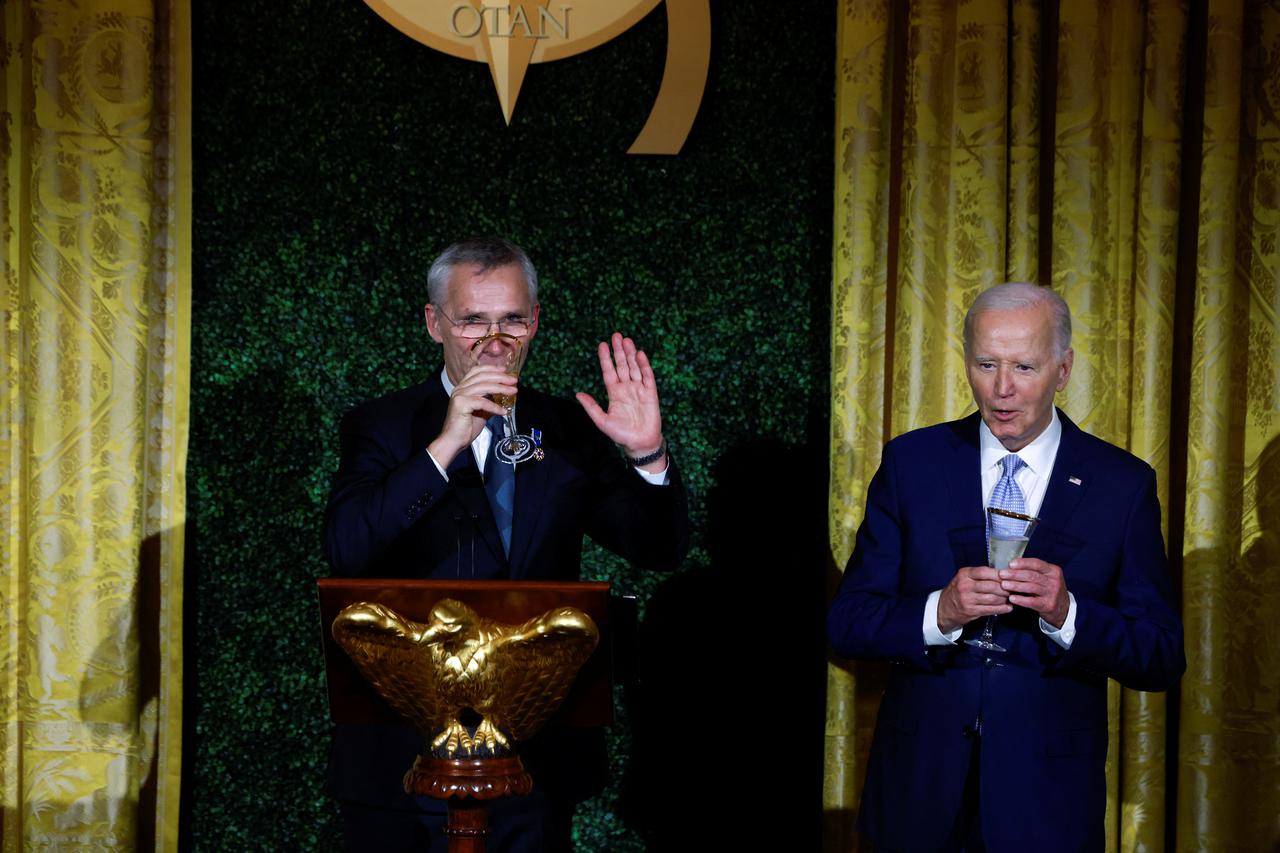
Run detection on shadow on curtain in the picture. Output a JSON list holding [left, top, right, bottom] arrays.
[[1, 1, 189, 849]]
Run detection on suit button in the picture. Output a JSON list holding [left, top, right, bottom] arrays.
[[984, 656, 995, 668]]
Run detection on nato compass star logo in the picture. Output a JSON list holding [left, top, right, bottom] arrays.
[[365, 0, 711, 154]]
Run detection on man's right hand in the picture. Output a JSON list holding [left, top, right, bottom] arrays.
[[426, 365, 517, 468], [936, 566, 1013, 634]]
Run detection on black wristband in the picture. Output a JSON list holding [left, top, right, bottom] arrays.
[[625, 442, 666, 467]]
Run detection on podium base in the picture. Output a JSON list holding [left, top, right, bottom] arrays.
[[404, 755, 534, 853]]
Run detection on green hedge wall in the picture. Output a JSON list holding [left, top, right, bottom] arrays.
[[187, 1, 834, 848]]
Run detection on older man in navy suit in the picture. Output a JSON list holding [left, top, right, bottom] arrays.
[[827, 283, 1184, 852], [324, 236, 687, 851]]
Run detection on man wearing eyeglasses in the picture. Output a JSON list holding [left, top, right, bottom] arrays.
[[323, 235, 688, 851]]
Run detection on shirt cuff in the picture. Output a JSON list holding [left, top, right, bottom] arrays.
[[427, 449, 449, 482], [923, 589, 962, 646], [1039, 592, 1077, 649], [635, 462, 669, 486]]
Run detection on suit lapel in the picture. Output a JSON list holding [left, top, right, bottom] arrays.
[[507, 391, 554, 578], [1033, 410, 1093, 541], [944, 414, 986, 532], [409, 376, 449, 454]]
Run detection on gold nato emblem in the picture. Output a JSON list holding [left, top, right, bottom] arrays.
[[363, 1, 710, 154], [333, 599, 600, 756]]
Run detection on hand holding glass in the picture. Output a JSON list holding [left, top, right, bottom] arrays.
[[965, 506, 1040, 653], [470, 332, 536, 465]]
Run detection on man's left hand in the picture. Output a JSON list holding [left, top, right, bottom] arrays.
[[1000, 557, 1070, 628], [576, 332, 665, 471]]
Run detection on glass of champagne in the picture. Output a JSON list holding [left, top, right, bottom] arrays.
[[470, 332, 535, 464], [965, 507, 1040, 653]]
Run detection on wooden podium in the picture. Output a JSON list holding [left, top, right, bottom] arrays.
[[318, 579, 614, 851]]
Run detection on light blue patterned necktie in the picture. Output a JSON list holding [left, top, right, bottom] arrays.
[[989, 454, 1027, 541], [484, 415, 515, 556]]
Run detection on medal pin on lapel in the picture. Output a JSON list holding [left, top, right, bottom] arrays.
[[531, 428, 545, 462]]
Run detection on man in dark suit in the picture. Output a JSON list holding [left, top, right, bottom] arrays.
[[827, 283, 1184, 852], [324, 236, 687, 851]]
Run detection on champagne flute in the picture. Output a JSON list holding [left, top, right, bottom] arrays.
[[469, 332, 535, 464], [965, 507, 1040, 653]]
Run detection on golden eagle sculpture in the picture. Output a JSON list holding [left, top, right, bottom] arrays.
[[332, 599, 599, 757]]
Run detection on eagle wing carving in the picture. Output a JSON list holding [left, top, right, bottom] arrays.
[[332, 599, 599, 757], [484, 606, 601, 742], [331, 602, 453, 736]]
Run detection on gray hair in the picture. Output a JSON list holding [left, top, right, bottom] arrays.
[[963, 282, 1072, 357], [426, 236, 539, 307]]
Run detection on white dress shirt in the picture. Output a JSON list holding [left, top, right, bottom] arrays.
[[922, 408, 1078, 648]]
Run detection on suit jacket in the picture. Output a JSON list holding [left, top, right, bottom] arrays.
[[826, 411, 1184, 853], [324, 375, 687, 581], [323, 374, 688, 808]]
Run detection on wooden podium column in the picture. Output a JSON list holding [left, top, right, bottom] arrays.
[[405, 753, 534, 852]]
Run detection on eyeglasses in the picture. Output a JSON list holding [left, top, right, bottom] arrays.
[[435, 307, 534, 339]]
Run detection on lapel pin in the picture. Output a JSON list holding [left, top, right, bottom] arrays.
[[531, 428, 545, 462], [1068, 476, 1082, 486]]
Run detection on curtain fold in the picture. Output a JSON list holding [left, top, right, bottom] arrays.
[[1005, 0, 1042, 282], [1178, 1, 1280, 848], [827, 1, 1280, 850], [1050, 4, 1180, 850], [826, 4, 894, 846], [1114, 2, 1187, 848], [892, 0, 1012, 435], [0, 1, 189, 849]]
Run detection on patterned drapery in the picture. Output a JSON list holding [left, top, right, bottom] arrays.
[[0, 1, 189, 849], [827, 1, 1280, 850]]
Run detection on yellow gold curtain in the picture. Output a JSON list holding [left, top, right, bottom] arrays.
[[826, 3, 893, 846], [828, 1, 1280, 850], [0, 1, 189, 849], [1178, 1, 1280, 847], [1050, 3, 1181, 848]]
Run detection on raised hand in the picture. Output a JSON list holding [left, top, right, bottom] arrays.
[[575, 332, 665, 470]]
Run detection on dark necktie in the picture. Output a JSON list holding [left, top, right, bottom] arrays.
[[484, 415, 514, 556]]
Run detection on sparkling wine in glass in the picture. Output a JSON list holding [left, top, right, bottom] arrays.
[[966, 507, 1040, 653], [470, 332, 535, 465]]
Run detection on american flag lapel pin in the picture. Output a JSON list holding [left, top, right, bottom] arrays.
[[1068, 476, 1082, 486]]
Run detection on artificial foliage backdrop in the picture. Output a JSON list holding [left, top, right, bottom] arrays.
[[186, 1, 834, 848]]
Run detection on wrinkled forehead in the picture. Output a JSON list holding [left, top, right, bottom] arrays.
[[444, 263, 532, 313], [969, 306, 1056, 352]]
